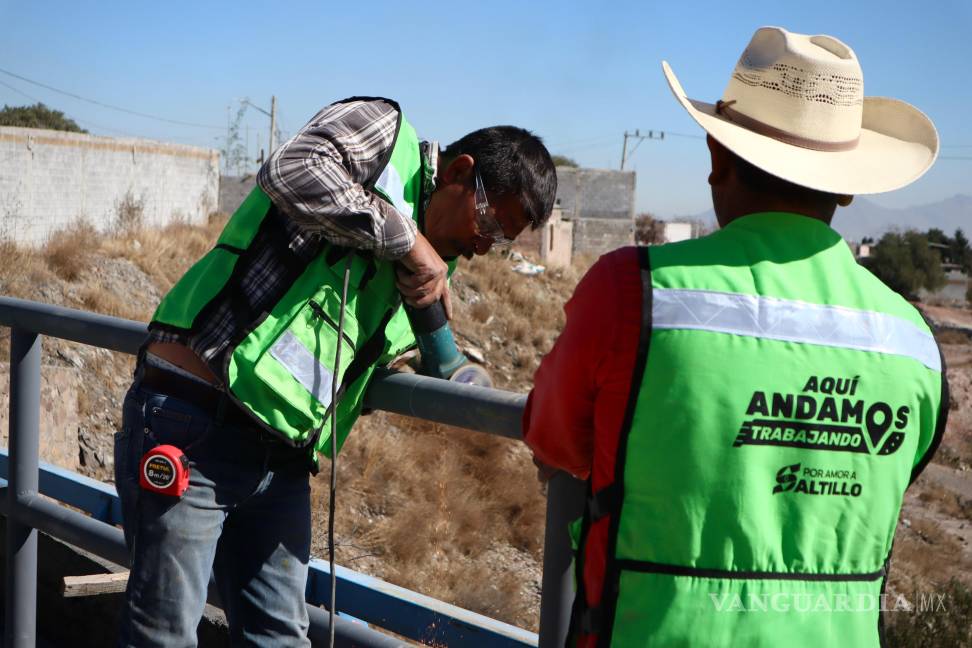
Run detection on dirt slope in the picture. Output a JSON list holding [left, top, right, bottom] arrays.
[[3, 219, 971, 640]]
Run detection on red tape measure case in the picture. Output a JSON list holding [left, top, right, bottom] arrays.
[[139, 445, 190, 496]]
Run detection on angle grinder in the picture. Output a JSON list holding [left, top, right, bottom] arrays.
[[404, 301, 493, 387]]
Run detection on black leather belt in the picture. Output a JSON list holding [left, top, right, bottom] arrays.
[[139, 363, 305, 456], [139, 363, 256, 427], [138, 362, 315, 473]]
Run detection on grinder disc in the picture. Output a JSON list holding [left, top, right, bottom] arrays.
[[449, 363, 493, 388]]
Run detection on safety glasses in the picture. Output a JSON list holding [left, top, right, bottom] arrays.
[[474, 168, 515, 248]]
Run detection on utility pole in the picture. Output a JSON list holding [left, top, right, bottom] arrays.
[[225, 105, 231, 174], [620, 129, 665, 170], [269, 95, 277, 154], [240, 96, 279, 157]]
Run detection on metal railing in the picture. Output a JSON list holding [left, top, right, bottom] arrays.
[[0, 296, 585, 648]]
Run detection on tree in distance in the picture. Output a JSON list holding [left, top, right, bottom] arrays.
[[551, 155, 579, 168], [0, 103, 87, 133], [949, 229, 972, 274], [862, 230, 946, 300], [634, 212, 665, 245]]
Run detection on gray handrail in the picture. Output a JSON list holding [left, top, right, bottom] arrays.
[[0, 296, 581, 647]]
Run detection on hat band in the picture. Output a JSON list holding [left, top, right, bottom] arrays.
[[716, 100, 860, 152]]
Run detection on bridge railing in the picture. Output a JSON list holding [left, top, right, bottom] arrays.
[[0, 296, 585, 648]]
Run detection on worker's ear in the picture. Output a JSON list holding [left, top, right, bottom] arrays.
[[439, 154, 475, 187], [706, 135, 731, 187]]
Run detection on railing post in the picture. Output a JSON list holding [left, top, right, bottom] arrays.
[[538, 472, 586, 648], [5, 328, 40, 648]]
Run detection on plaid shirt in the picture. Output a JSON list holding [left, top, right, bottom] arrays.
[[147, 98, 434, 372]]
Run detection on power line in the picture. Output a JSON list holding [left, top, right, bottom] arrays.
[[662, 130, 705, 140], [0, 78, 42, 104], [940, 156, 972, 160], [0, 66, 224, 130]]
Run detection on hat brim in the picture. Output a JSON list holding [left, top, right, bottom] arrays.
[[662, 61, 939, 195]]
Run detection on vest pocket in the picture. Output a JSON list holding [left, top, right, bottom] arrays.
[[231, 283, 360, 446]]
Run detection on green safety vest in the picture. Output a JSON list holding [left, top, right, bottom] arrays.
[[150, 101, 435, 457], [577, 213, 947, 647]]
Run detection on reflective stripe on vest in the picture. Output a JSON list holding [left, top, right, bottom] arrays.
[[374, 163, 413, 219], [652, 288, 941, 371]]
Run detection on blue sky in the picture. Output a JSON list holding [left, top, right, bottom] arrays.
[[1, 0, 969, 218]]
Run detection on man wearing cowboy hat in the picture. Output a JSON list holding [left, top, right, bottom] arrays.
[[523, 27, 947, 647]]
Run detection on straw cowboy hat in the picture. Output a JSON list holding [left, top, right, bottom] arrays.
[[663, 26, 938, 195]]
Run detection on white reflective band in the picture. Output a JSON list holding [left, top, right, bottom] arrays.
[[269, 330, 334, 407], [652, 288, 941, 371], [374, 164, 413, 219]]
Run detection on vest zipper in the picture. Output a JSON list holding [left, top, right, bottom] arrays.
[[308, 300, 355, 349]]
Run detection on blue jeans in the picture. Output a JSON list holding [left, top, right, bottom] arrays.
[[114, 377, 313, 648]]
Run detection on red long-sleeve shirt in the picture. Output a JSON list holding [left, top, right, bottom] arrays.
[[522, 246, 643, 630]]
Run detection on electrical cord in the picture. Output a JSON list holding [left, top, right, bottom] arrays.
[[329, 253, 353, 648]]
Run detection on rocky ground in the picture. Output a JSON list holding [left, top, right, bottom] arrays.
[[2, 220, 971, 642]]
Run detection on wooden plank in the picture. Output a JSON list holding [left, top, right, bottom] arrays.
[[61, 572, 129, 597]]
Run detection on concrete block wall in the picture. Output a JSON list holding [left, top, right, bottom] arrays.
[[556, 167, 635, 254], [0, 127, 219, 245], [218, 174, 258, 214], [556, 167, 635, 221], [540, 218, 574, 267], [571, 218, 634, 257]]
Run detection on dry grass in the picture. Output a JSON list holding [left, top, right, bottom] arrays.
[[0, 238, 49, 298], [935, 329, 972, 345], [916, 482, 972, 519], [100, 214, 227, 293], [890, 515, 972, 598], [113, 191, 145, 233], [312, 408, 547, 628], [883, 577, 972, 647], [446, 250, 595, 392], [43, 220, 98, 281]]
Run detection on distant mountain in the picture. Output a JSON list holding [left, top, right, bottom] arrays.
[[667, 194, 972, 241], [833, 194, 972, 241]]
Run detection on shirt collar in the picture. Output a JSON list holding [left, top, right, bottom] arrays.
[[418, 140, 438, 230]]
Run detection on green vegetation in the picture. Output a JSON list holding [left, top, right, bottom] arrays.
[[551, 155, 579, 167], [927, 227, 972, 273], [0, 103, 87, 133], [635, 212, 663, 244], [862, 230, 946, 299]]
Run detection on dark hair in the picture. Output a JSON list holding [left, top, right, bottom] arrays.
[[728, 149, 839, 209], [441, 126, 557, 229]]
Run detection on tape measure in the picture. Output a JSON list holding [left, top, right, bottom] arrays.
[[139, 445, 190, 497]]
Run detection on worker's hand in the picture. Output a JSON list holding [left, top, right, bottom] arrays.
[[396, 234, 452, 319]]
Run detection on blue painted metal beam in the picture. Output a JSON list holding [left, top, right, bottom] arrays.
[[0, 451, 538, 647], [0, 453, 123, 526], [306, 560, 537, 647]]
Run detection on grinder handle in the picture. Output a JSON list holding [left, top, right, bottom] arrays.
[[404, 300, 449, 335]]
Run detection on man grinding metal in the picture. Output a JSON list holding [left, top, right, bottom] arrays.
[[114, 97, 557, 646]]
